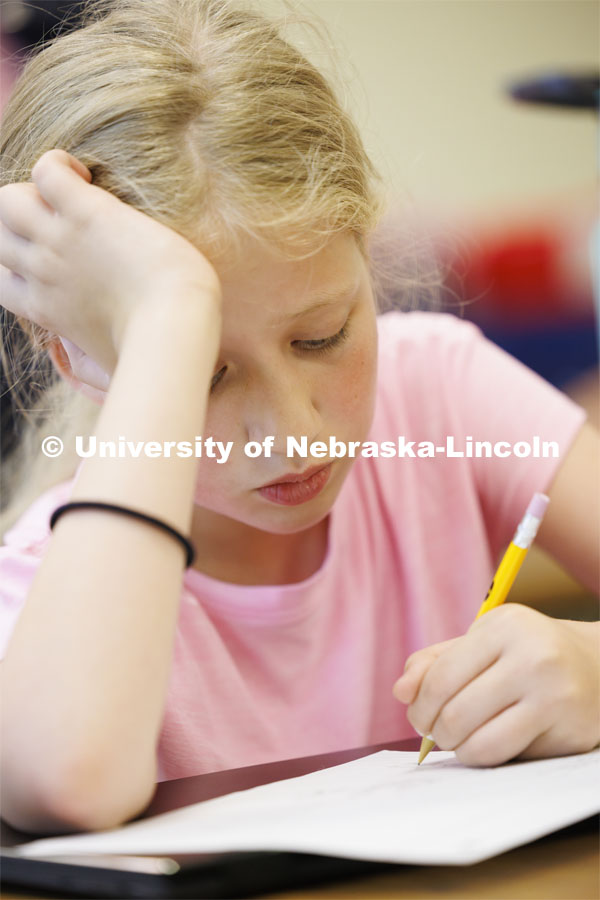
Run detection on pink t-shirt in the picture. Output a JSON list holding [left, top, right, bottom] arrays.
[[0, 312, 586, 780]]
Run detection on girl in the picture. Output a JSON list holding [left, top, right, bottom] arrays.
[[0, 0, 598, 836]]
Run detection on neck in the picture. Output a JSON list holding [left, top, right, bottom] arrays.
[[189, 508, 329, 586]]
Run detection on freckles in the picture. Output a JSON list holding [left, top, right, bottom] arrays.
[[342, 341, 377, 410], [327, 359, 374, 424]]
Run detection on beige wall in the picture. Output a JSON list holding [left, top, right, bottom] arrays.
[[275, 0, 598, 220]]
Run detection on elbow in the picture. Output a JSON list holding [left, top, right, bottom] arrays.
[[44, 770, 156, 835], [2, 753, 157, 836]]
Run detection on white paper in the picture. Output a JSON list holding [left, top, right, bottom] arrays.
[[15, 749, 600, 866]]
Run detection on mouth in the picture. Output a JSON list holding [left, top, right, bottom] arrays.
[[260, 463, 331, 489], [257, 463, 333, 506]]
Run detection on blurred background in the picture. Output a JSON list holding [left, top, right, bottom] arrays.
[[295, 0, 599, 393], [291, 0, 600, 617], [1, 0, 598, 612]]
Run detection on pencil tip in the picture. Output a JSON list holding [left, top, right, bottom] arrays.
[[417, 736, 436, 765]]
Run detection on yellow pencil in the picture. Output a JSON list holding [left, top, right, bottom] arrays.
[[417, 491, 550, 765]]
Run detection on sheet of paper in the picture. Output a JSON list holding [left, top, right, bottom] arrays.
[[16, 749, 600, 866]]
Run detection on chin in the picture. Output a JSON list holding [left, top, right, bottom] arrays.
[[193, 456, 353, 533], [251, 481, 344, 533], [256, 507, 331, 535]]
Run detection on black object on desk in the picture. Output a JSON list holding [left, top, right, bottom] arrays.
[[1, 738, 415, 899]]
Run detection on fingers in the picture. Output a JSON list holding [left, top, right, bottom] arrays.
[[428, 656, 521, 752], [406, 628, 502, 736], [394, 607, 598, 766], [0, 221, 59, 289], [0, 264, 28, 318], [0, 224, 29, 277], [0, 151, 92, 246], [454, 700, 542, 767], [31, 149, 93, 216], [0, 183, 54, 241], [393, 639, 458, 704]]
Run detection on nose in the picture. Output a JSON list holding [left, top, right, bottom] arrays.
[[244, 368, 322, 459]]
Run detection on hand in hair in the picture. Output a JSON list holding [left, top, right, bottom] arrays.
[[0, 149, 222, 376]]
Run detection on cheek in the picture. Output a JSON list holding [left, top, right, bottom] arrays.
[[330, 328, 377, 424], [190, 408, 248, 506], [191, 452, 242, 511]]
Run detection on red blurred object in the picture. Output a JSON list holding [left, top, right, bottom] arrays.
[[463, 228, 564, 320]]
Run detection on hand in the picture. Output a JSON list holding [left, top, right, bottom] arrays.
[[0, 150, 221, 375], [393, 604, 600, 766]]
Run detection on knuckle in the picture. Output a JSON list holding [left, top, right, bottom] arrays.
[[530, 637, 563, 676], [490, 603, 529, 626], [33, 148, 68, 173], [414, 674, 434, 707], [0, 266, 25, 309], [0, 182, 42, 225], [403, 651, 420, 669], [0, 182, 19, 212], [29, 246, 58, 283], [553, 674, 580, 710], [31, 154, 51, 182], [435, 705, 461, 747], [418, 657, 449, 702], [71, 190, 105, 230], [455, 734, 505, 768], [419, 672, 445, 712]]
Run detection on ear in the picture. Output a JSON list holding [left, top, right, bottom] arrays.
[[47, 337, 107, 406], [47, 336, 80, 387]]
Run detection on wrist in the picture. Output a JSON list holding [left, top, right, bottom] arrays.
[[116, 287, 221, 364], [565, 619, 600, 748], [563, 618, 600, 641]]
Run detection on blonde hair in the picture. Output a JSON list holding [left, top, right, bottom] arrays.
[[0, 0, 452, 534], [0, 0, 441, 535], [2, 0, 380, 250]]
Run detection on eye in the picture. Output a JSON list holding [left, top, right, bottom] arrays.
[[210, 366, 226, 392], [294, 321, 350, 354]]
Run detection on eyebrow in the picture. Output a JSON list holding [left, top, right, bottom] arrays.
[[283, 284, 359, 323]]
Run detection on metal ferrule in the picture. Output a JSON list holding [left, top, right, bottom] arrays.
[[513, 513, 542, 549]]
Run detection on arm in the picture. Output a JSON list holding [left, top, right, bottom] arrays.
[[535, 420, 599, 595], [393, 416, 599, 766], [0, 152, 221, 833]]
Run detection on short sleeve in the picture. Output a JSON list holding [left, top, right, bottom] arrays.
[[0, 546, 44, 658], [375, 312, 587, 563], [420, 314, 586, 553], [442, 316, 586, 546], [0, 478, 74, 659]]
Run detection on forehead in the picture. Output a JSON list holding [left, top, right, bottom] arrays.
[[215, 233, 365, 326]]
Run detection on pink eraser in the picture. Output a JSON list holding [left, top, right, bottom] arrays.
[[526, 493, 550, 520]]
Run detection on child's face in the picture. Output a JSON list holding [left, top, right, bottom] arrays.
[[192, 232, 378, 536]]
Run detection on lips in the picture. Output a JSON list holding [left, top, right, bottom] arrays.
[[257, 463, 333, 506], [260, 463, 330, 489]]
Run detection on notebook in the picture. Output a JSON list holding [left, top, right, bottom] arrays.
[[2, 739, 599, 898]]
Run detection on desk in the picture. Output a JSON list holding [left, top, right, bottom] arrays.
[[2, 739, 598, 900]]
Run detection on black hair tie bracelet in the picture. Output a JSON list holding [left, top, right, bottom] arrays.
[[49, 501, 196, 568]]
